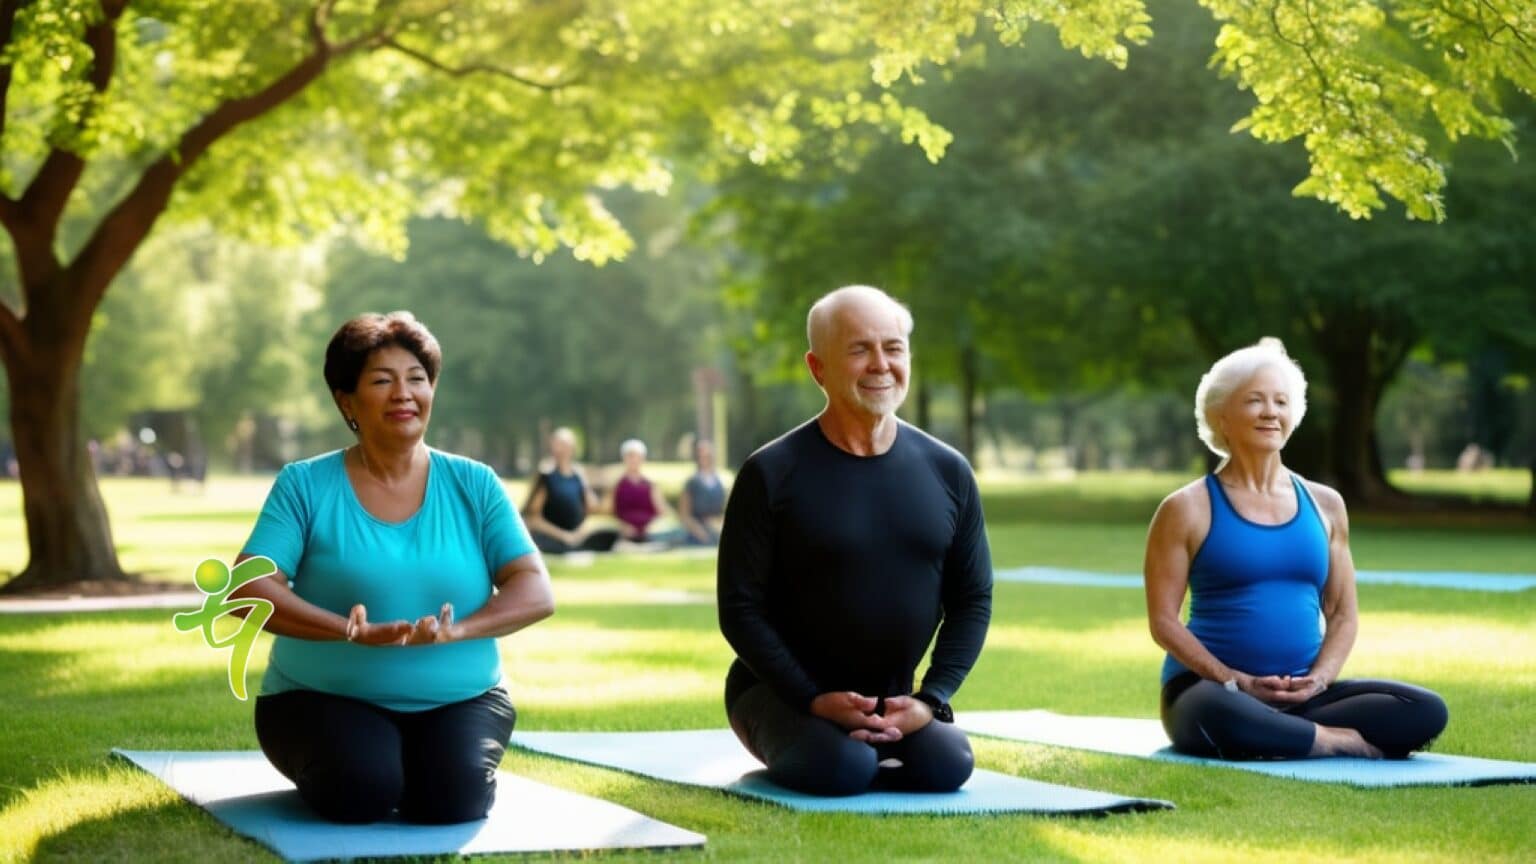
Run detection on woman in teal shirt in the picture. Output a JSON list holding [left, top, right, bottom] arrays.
[[233, 311, 554, 824]]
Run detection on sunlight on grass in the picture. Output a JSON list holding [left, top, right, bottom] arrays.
[[985, 620, 1157, 663], [0, 616, 264, 698], [1352, 615, 1536, 685], [551, 580, 711, 607], [503, 624, 726, 712], [1035, 821, 1459, 864], [0, 767, 174, 862]]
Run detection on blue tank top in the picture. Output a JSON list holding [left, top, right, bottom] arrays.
[[1161, 473, 1329, 684]]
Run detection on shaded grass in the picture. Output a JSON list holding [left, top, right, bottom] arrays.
[[1, 472, 1533, 861]]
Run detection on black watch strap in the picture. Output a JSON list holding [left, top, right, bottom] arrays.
[[912, 692, 954, 723]]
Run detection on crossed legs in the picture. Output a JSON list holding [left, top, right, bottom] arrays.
[[1161, 674, 1448, 760]]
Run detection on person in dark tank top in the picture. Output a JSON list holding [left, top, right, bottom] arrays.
[[1144, 338, 1447, 760], [521, 427, 618, 554]]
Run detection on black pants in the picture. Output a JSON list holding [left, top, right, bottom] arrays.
[[254, 687, 516, 824], [531, 528, 620, 554], [1161, 673, 1448, 760], [728, 683, 974, 796]]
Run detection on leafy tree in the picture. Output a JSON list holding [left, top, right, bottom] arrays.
[[0, 0, 1530, 588]]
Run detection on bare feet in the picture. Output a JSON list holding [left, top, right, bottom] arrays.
[[1309, 724, 1384, 758]]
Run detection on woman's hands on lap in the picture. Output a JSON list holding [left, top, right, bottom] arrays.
[[346, 603, 461, 646], [1237, 672, 1326, 704]]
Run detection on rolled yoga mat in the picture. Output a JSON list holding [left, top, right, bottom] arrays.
[[113, 749, 705, 861], [509, 728, 1172, 815], [959, 711, 1536, 788], [993, 566, 1536, 592]]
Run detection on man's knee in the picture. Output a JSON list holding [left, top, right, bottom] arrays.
[[766, 735, 878, 797], [897, 724, 974, 791]]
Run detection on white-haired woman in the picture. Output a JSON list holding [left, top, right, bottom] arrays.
[[604, 438, 676, 542], [1144, 338, 1447, 760]]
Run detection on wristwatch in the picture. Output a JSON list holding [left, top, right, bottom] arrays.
[[912, 691, 954, 723]]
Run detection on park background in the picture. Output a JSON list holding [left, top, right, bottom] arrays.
[[1, 1, 1534, 861]]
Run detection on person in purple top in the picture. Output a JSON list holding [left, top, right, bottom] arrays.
[[1144, 337, 1447, 760], [604, 438, 674, 542]]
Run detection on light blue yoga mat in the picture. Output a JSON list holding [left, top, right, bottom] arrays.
[[113, 749, 704, 861], [509, 728, 1171, 814], [959, 711, 1536, 788], [994, 566, 1536, 592]]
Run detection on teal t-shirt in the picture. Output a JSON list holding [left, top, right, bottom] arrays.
[[242, 448, 535, 711]]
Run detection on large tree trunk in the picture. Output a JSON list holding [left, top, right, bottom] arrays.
[[1, 286, 127, 592], [1313, 326, 1411, 508]]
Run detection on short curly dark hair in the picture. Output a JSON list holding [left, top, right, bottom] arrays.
[[323, 311, 442, 395]]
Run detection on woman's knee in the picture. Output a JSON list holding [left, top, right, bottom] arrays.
[[1165, 682, 1306, 759], [298, 758, 403, 823], [403, 765, 497, 824], [1385, 683, 1449, 756]]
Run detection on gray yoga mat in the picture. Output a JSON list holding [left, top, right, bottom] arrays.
[[959, 710, 1536, 787], [113, 749, 705, 861], [509, 728, 1172, 815]]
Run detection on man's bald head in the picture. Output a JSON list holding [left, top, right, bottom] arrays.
[[806, 285, 914, 356]]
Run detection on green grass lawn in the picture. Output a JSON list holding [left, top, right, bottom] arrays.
[[1, 472, 1533, 862]]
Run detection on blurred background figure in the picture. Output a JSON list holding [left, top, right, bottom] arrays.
[[605, 438, 680, 547], [522, 427, 620, 554], [679, 438, 727, 546]]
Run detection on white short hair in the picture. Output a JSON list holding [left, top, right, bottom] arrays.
[[806, 285, 914, 354], [619, 438, 647, 458], [1195, 337, 1308, 466]]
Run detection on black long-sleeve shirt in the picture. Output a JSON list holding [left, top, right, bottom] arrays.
[[718, 419, 993, 712]]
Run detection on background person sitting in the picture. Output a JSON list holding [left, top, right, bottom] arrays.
[[679, 438, 727, 546], [603, 438, 681, 545], [522, 427, 619, 554]]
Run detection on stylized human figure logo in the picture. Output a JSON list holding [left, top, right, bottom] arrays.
[[173, 557, 276, 701]]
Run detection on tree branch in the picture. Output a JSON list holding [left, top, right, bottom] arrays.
[[67, 25, 377, 306], [309, 0, 340, 50], [381, 36, 582, 91], [17, 1, 127, 234]]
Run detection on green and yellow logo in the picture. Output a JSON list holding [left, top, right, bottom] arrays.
[[173, 557, 276, 701]]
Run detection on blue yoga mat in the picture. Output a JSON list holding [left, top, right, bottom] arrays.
[[509, 728, 1171, 815], [113, 749, 704, 861], [959, 711, 1536, 788], [994, 566, 1536, 592]]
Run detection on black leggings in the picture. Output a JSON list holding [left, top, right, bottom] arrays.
[[531, 529, 620, 554], [1161, 673, 1448, 760], [254, 686, 516, 824], [728, 683, 974, 796]]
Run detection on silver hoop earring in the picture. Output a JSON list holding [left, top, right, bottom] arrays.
[[346, 418, 360, 432]]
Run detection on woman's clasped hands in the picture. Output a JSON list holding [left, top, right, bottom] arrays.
[[345, 602, 460, 646]]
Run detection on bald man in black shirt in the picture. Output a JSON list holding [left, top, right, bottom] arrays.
[[718, 285, 992, 796]]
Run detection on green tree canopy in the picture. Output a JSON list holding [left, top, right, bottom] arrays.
[[2, 0, 1532, 589]]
